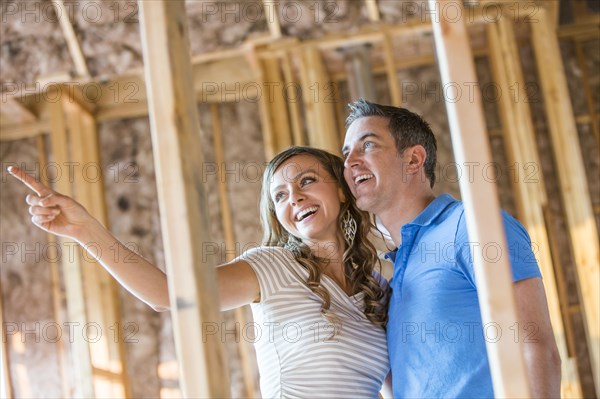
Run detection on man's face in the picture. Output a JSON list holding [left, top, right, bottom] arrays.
[[342, 116, 409, 216]]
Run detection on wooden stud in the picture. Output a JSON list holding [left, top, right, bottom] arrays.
[[281, 52, 305, 146], [531, 8, 600, 395], [210, 104, 257, 398], [262, 0, 282, 39], [382, 34, 402, 106], [365, 0, 380, 22], [137, 1, 230, 396], [429, 1, 530, 396], [261, 56, 292, 153], [64, 98, 130, 398], [36, 134, 70, 398], [47, 92, 95, 398], [0, 285, 13, 399], [52, 0, 90, 78], [487, 17, 582, 397], [300, 46, 340, 154]]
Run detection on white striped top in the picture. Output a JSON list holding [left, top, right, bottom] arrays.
[[237, 246, 390, 398]]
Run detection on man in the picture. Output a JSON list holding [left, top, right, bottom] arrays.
[[341, 99, 561, 398]]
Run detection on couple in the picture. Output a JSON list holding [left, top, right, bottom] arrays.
[[10, 99, 560, 398]]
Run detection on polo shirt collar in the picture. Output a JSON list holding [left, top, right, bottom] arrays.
[[385, 194, 457, 261], [409, 193, 457, 227]]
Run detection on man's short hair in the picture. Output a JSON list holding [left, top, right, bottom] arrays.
[[346, 99, 437, 188]]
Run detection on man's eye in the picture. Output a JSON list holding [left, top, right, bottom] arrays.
[[364, 141, 373, 149], [342, 152, 349, 159]]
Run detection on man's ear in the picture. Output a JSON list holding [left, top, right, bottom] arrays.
[[406, 145, 427, 174]]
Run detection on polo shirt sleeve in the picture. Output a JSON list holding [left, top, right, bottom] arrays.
[[455, 210, 542, 286]]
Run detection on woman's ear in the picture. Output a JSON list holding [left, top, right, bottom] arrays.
[[338, 187, 347, 203]]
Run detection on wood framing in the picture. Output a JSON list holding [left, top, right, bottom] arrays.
[[299, 46, 339, 154], [210, 104, 257, 398], [0, 286, 12, 399], [36, 135, 69, 398], [382, 34, 402, 106], [365, 0, 380, 22], [64, 98, 130, 397], [137, 1, 229, 396], [262, 0, 282, 39], [47, 93, 95, 398], [487, 16, 582, 397], [429, 0, 530, 396], [281, 51, 305, 146], [530, 8, 600, 396], [53, 0, 90, 78]]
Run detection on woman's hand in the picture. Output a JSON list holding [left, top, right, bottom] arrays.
[[7, 166, 99, 242]]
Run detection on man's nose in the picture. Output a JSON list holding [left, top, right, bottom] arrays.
[[344, 149, 360, 168]]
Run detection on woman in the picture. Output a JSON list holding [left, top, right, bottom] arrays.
[[8, 146, 391, 398]]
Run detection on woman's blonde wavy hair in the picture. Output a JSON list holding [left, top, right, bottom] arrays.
[[259, 146, 389, 329]]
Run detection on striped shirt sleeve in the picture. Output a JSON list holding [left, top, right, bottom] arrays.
[[236, 246, 296, 302]]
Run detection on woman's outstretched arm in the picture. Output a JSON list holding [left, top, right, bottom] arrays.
[[8, 166, 259, 312]]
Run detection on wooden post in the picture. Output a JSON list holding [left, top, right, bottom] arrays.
[[382, 34, 402, 106], [300, 46, 340, 154], [63, 98, 130, 398], [530, 8, 600, 395], [210, 104, 257, 398], [47, 94, 95, 398], [53, 0, 90, 78], [137, 1, 230, 397], [261, 56, 292, 154], [429, 0, 530, 396], [262, 0, 282, 39], [36, 134, 70, 398], [0, 286, 13, 399], [281, 52, 305, 146], [487, 16, 582, 397]]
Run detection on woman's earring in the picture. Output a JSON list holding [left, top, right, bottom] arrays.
[[342, 210, 357, 247]]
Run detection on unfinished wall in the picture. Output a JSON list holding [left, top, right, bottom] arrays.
[[1, 1, 599, 398]]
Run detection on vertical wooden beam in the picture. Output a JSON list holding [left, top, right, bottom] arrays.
[[429, 1, 530, 397], [281, 52, 305, 146], [262, 0, 282, 39], [210, 104, 257, 398], [382, 34, 402, 106], [261, 56, 292, 153], [47, 93, 95, 398], [52, 0, 90, 78], [300, 46, 340, 154], [365, 0, 380, 22], [36, 134, 70, 398], [137, 1, 230, 397], [64, 99, 130, 398], [0, 286, 13, 399], [531, 8, 600, 395], [487, 17, 582, 397]]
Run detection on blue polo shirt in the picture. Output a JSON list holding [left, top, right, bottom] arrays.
[[386, 194, 541, 398]]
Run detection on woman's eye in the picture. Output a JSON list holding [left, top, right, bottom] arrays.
[[274, 192, 285, 202], [300, 176, 316, 186]]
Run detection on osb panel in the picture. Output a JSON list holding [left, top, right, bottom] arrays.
[[0, 138, 64, 398]]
